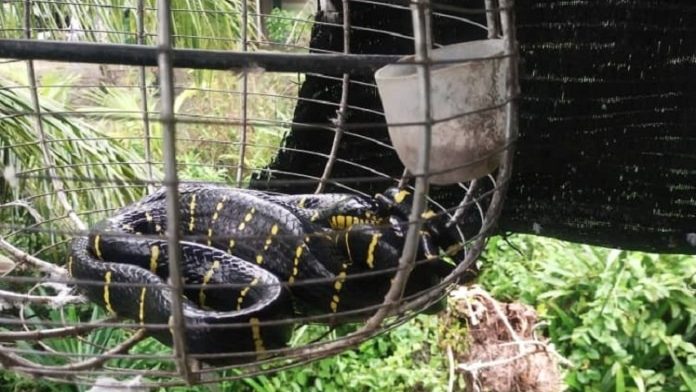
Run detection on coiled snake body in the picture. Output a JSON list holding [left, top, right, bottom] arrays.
[[69, 184, 461, 363]]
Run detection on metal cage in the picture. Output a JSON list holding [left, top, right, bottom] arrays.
[[0, 0, 518, 387]]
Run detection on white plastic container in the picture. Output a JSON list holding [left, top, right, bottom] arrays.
[[375, 39, 509, 184]]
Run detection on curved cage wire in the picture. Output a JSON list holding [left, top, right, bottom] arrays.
[[0, 0, 518, 387]]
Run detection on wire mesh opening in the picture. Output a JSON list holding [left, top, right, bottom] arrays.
[[0, 0, 518, 386]]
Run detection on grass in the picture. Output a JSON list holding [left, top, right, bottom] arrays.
[[0, 0, 256, 50]]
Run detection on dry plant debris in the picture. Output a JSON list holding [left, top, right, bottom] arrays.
[[439, 285, 565, 392]]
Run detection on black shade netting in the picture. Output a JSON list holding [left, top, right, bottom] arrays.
[[250, 0, 696, 255]]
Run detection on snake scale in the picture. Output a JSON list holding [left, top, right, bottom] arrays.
[[69, 184, 463, 363]]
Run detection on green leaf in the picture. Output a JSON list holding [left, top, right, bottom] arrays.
[[615, 363, 626, 392]]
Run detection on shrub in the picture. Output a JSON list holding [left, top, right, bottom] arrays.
[[479, 235, 696, 391]]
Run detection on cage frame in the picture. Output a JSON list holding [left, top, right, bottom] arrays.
[[0, 0, 519, 386]]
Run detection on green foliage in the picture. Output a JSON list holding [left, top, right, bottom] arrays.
[[0, 0, 255, 50], [0, 0, 302, 186], [0, 76, 154, 257], [0, 317, 445, 391], [168, 0, 252, 50], [265, 7, 313, 49], [0, 372, 67, 392], [480, 235, 696, 392], [157, 316, 446, 392], [0, 298, 177, 392], [240, 317, 446, 392]]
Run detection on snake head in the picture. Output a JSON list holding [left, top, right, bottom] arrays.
[[424, 217, 466, 264], [320, 195, 387, 230], [335, 196, 385, 222], [375, 187, 466, 266], [374, 187, 413, 220]]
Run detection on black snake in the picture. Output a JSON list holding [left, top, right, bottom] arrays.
[[69, 184, 462, 363]]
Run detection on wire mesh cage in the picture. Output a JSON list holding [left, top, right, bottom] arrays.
[[0, 0, 518, 387]]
